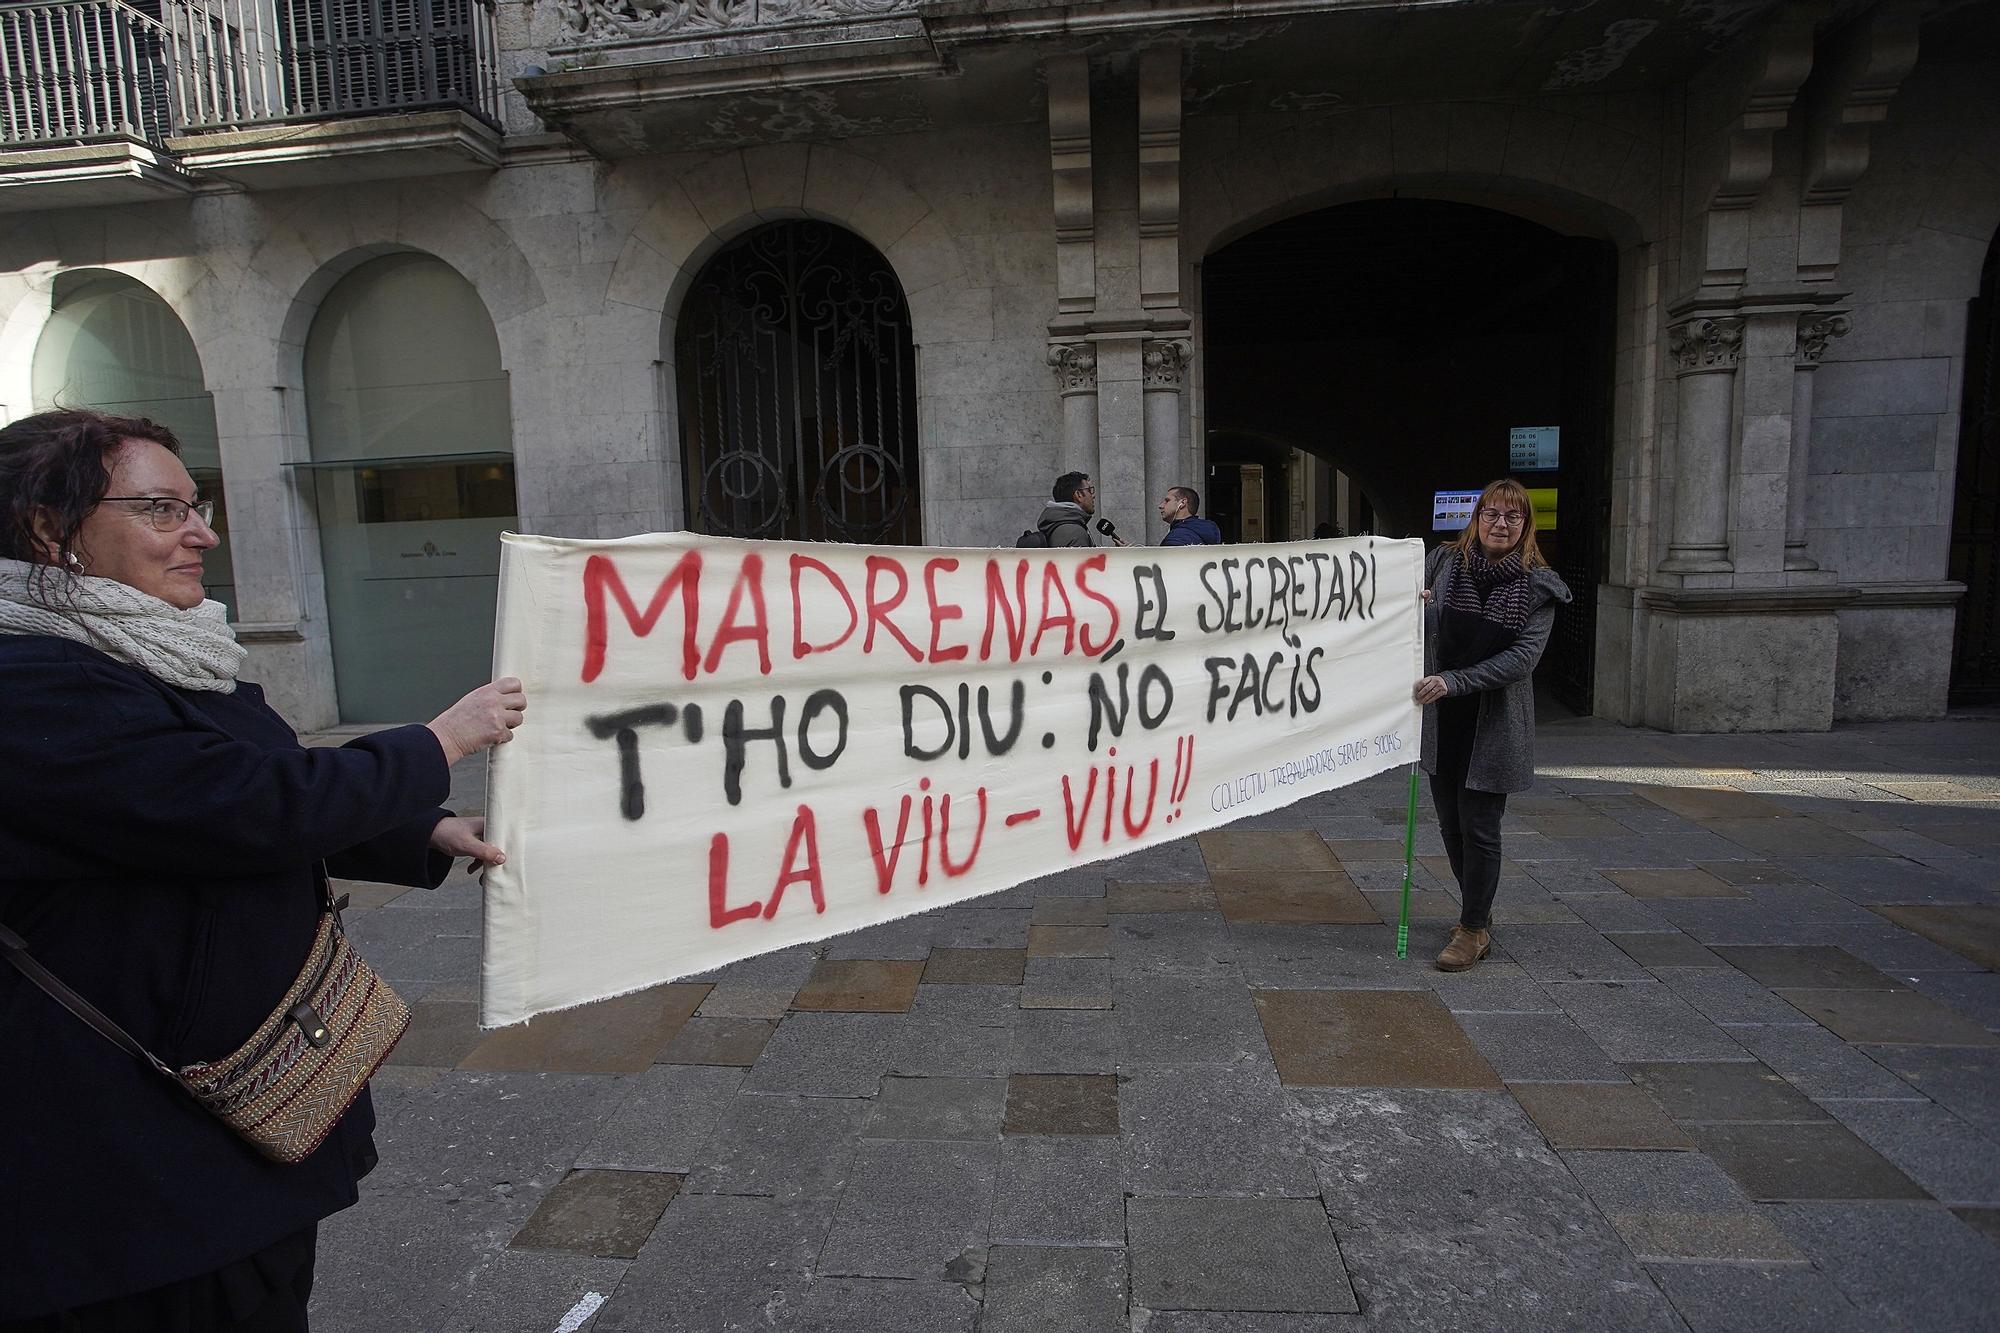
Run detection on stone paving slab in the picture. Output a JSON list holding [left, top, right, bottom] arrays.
[[459, 984, 710, 1074], [1105, 881, 1215, 912], [509, 1168, 682, 1258], [1004, 1073, 1119, 1136], [1256, 989, 1501, 1088], [1769, 1202, 2000, 1330], [1121, 1063, 1317, 1198], [657, 1015, 776, 1066], [982, 1246, 1126, 1333], [1212, 870, 1378, 924], [1622, 1059, 1829, 1123], [816, 1140, 998, 1280], [592, 1193, 831, 1332], [576, 1064, 745, 1172], [1713, 944, 1903, 990], [1608, 929, 1728, 969], [1687, 1121, 1928, 1201], [1821, 1097, 2000, 1205], [1127, 1196, 1358, 1313], [796, 1278, 980, 1333], [990, 1134, 1125, 1245], [1547, 979, 1750, 1062], [1871, 903, 2000, 970], [1647, 1263, 1876, 1333], [1775, 987, 2000, 1046], [1606, 867, 1745, 899], [792, 959, 926, 1011], [1456, 1010, 1626, 1082], [1510, 1081, 1693, 1149], [866, 1075, 1006, 1141], [1019, 955, 1113, 1008]]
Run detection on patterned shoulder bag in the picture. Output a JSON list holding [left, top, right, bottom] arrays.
[[0, 876, 410, 1164]]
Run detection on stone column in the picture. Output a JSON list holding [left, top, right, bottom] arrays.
[[1787, 311, 1850, 571], [1661, 316, 1744, 574], [1047, 341, 1099, 480], [1142, 338, 1191, 519]]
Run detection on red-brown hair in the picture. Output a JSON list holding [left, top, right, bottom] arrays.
[[1452, 478, 1547, 569]]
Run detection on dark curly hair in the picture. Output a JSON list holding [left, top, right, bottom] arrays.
[[0, 408, 183, 577]]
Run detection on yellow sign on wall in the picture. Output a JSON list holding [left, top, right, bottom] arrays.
[[1525, 487, 1557, 532]]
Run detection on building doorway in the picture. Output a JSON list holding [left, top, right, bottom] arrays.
[[1950, 227, 2000, 705], [1202, 198, 1615, 713], [675, 220, 922, 544]]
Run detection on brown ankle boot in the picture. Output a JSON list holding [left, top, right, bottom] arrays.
[[1435, 926, 1491, 972]]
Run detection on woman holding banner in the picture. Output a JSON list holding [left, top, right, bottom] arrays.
[[0, 408, 522, 1332], [1413, 478, 1570, 972]]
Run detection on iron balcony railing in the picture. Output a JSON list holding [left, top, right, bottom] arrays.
[[1, 0, 171, 144], [1, 0, 498, 148]]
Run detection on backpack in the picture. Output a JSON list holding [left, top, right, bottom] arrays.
[[1017, 518, 1084, 548]]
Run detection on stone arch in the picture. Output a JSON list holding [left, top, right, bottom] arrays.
[[608, 142, 968, 354], [1185, 101, 1658, 260]]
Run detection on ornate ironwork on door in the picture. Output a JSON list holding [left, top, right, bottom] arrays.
[[677, 221, 921, 545]]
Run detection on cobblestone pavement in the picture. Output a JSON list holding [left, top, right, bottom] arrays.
[[312, 712, 2000, 1332]]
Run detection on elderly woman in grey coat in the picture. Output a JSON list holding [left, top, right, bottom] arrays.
[[1414, 478, 1571, 971]]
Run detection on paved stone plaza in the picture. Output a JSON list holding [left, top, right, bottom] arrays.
[[316, 712, 2000, 1332]]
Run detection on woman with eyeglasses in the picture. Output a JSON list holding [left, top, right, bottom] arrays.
[[1413, 478, 1571, 972], [0, 409, 525, 1331]]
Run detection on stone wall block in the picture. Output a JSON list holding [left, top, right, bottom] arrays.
[[744, 143, 812, 217], [1389, 103, 1450, 177], [1812, 357, 1951, 417], [474, 162, 600, 222], [605, 236, 681, 315], [1738, 412, 1792, 480], [904, 285, 994, 346], [1809, 471, 1939, 529], [1808, 414, 1935, 474], [885, 214, 968, 303], [800, 144, 870, 228], [1445, 101, 1510, 176], [1835, 605, 1954, 720], [678, 154, 756, 236], [1884, 226, 1991, 301], [1654, 610, 1840, 731], [628, 182, 712, 271], [830, 155, 932, 253], [507, 212, 584, 271], [1555, 119, 1636, 202], [392, 191, 546, 325], [1499, 105, 1575, 190]]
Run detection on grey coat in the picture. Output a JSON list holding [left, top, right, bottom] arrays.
[[1037, 501, 1094, 547], [1418, 544, 1572, 794]]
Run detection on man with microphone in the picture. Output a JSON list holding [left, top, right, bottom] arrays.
[[1032, 472, 1130, 547]]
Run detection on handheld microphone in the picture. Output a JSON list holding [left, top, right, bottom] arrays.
[[1095, 517, 1119, 540]]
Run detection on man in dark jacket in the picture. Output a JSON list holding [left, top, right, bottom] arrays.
[[1037, 471, 1100, 547], [1158, 486, 1223, 546]]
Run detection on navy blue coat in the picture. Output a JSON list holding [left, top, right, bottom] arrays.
[[0, 636, 453, 1319]]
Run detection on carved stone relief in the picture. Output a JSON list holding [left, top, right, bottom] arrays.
[[1142, 339, 1192, 390], [549, 0, 915, 43], [1048, 342, 1098, 394], [1668, 317, 1745, 374], [1796, 312, 1851, 364]]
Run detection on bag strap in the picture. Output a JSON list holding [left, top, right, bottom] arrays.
[[0, 918, 179, 1082], [0, 863, 347, 1084]]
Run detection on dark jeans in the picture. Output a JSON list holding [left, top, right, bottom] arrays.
[[1430, 774, 1508, 930]]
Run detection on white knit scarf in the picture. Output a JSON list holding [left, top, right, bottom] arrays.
[[0, 557, 244, 692]]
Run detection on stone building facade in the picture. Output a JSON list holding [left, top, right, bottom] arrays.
[[0, 0, 1993, 731]]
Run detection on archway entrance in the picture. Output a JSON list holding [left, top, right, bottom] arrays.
[[302, 252, 516, 722], [1202, 198, 1616, 713], [1949, 227, 2000, 704], [675, 220, 921, 544]]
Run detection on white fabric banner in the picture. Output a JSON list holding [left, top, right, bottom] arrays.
[[480, 532, 1424, 1026]]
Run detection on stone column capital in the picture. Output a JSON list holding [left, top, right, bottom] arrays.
[[1047, 341, 1098, 395], [1796, 311, 1851, 366], [1668, 317, 1745, 375], [1142, 338, 1193, 390]]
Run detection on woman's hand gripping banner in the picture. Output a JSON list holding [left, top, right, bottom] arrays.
[[480, 532, 1425, 1026]]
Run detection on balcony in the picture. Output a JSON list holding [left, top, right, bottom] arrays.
[[1, 0, 503, 207]]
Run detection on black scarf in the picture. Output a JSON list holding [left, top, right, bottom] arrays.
[[1442, 545, 1534, 633]]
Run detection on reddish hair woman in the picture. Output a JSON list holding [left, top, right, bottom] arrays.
[[1413, 478, 1571, 971]]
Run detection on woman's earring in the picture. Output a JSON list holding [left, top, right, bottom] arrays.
[[64, 551, 83, 574]]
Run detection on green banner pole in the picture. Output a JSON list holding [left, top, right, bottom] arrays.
[[1396, 765, 1419, 959]]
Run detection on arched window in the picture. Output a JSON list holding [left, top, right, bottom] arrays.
[[303, 252, 514, 722], [676, 221, 921, 544], [32, 272, 234, 612]]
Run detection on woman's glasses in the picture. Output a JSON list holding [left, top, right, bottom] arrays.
[[100, 496, 216, 531], [1477, 508, 1526, 527]]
